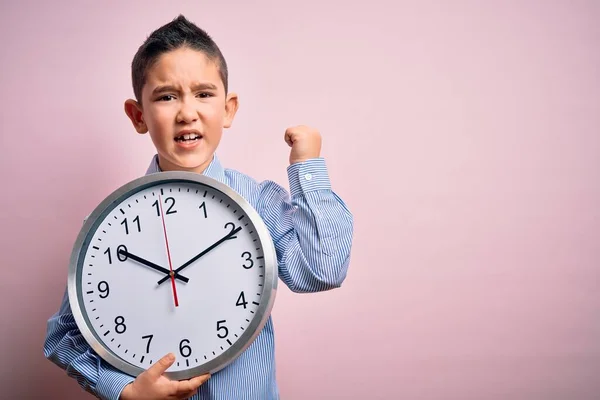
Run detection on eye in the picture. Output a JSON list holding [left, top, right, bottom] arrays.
[[158, 95, 175, 101], [197, 92, 213, 98]]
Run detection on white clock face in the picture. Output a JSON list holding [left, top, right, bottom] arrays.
[[69, 173, 277, 379]]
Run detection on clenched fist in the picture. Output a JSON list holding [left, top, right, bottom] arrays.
[[284, 125, 322, 165]]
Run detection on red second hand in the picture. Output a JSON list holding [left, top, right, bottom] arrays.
[[158, 194, 179, 307]]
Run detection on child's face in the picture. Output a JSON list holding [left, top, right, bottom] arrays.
[[125, 47, 238, 173]]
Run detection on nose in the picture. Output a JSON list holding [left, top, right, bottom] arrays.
[[176, 97, 199, 124]]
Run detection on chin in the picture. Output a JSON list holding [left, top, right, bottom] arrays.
[[159, 152, 213, 173], [176, 157, 211, 172]]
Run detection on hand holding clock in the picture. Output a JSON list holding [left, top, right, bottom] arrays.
[[120, 353, 210, 400]]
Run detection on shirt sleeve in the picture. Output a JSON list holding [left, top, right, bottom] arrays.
[[257, 157, 354, 293], [43, 288, 135, 400]]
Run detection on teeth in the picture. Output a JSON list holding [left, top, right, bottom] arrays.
[[177, 133, 200, 141]]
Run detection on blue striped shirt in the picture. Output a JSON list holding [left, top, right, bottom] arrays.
[[44, 154, 354, 400]]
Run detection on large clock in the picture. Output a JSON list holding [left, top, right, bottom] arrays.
[[67, 171, 278, 380]]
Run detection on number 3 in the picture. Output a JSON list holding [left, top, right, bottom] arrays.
[[241, 252, 253, 269]]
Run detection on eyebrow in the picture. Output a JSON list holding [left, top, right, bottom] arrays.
[[152, 83, 218, 95]]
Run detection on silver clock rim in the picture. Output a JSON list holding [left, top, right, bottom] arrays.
[[68, 171, 278, 380]]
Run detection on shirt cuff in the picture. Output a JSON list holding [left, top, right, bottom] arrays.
[[96, 366, 135, 400], [287, 158, 332, 198]]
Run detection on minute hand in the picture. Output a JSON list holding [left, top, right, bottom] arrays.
[[156, 225, 243, 286]]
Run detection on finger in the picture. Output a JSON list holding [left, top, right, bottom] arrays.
[[284, 130, 294, 147], [145, 353, 175, 379], [174, 374, 211, 396], [190, 373, 211, 387]]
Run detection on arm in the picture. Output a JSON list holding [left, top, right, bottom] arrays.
[[258, 157, 354, 293], [43, 288, 135, 400]]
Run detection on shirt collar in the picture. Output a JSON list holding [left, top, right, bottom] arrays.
[[145, 154, 227, 184]]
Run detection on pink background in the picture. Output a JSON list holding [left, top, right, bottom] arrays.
[[1, 1, 599, 399]]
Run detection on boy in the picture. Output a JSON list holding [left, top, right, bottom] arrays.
[[44, 15, 353, 400]]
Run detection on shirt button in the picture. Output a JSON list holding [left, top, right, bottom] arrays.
[[304, 173, 312, 181]]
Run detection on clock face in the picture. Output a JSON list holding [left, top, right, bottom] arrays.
[[68, 172, 277, 380]]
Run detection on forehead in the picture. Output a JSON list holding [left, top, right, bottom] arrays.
[[144, 47, 222, 91]]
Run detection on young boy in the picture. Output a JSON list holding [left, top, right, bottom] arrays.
[[44, 15, 353, 400]]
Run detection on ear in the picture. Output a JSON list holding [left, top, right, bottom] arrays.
[[124, 99, 148, 134], [222, 92, 239, 129]]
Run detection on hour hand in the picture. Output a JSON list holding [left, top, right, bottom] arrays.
[[117, 248, 189, 283]]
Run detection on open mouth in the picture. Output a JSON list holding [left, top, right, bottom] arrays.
[[175, 133, 202, 142]]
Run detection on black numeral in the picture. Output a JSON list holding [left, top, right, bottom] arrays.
[[98, 281, 109, 298], [115, 316, 126, 334], [199, 201, 207, 218], [224, 222, 241, 239], [241, 252, 254, 269], [104, 247, 112, 264], [121, 216, 141, 234], [142, 334, 153, 353], [104, 246, 128, 264], [179, 339, 192, 357], [153, 197, 177, 216], [217, 320, 229, 338], [236, 291, 248, 309], [165, 197, 176, 214]]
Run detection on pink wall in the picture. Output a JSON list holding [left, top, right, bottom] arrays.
[[1, 1, 599, 398]]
